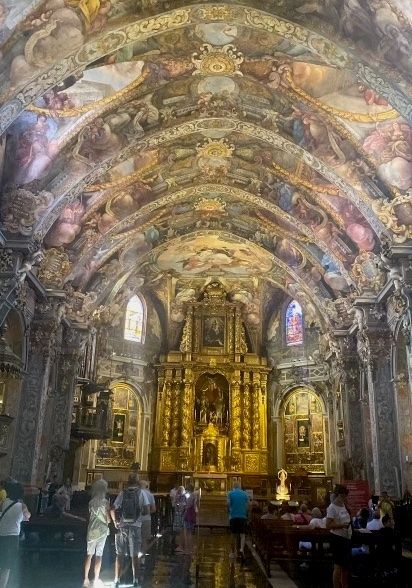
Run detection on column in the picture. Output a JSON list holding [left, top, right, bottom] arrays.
[[171, 370, 181, 447], [231, 373, 241, 448], [260, 373, 268, 450], [181, 368, 193, 447], [252, 375, 261, 450], [241, 374, 251, 449], [161, 371, 173, 446], [49, 325, 86, 481], [11, 300, 63, 485]]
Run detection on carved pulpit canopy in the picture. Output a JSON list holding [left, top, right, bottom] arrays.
[[179, 281, 247, 357]]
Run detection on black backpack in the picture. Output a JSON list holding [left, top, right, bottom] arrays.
[[121, 488, 141, 523]]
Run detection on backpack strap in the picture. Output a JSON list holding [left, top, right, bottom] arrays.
[[0, 501, 18, 522]]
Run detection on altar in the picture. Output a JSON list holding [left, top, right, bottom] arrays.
[[151, 282, 270, 491]]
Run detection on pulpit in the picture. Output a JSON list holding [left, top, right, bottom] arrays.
[[151, 282, 270, 491]]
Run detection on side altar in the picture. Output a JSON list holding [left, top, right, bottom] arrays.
[[151, 282, 270, 492]]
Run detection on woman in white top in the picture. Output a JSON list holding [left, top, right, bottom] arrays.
[[326, 484, 351, 588], [83, 479, 111, 588], [0, 481, 30, 588]]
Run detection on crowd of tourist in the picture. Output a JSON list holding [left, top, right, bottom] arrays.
[[0, 473, 163, 588], [0, 475, 402, 588]]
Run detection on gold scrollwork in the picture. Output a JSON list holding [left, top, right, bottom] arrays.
[[351, 252, 386, 293], [160, 450, 175, 470], [198, 6, 234, 21], [244, 453, 259, 473], [192, 44, 244, 76], [375, 194, 412, 243]]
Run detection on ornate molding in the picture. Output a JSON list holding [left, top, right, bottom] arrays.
[[192, 43, 243, 76], [1, 3, 411, 136]]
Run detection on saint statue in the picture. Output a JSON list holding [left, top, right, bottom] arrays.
[[276, 468, 290, 500], [202, 442, 218, 467]]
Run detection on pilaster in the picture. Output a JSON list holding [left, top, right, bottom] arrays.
[[354, 303, 401, 496], [11, 299, 63, 485], [48, 325, 87, 481]]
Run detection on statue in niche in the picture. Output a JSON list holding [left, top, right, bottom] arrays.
[[200, 397, 208, 424], [203, 442, 218, 467]]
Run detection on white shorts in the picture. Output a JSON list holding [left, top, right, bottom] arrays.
[[87, 535, 107, 556]]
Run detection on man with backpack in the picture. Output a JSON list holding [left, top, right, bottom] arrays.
[[111, 473, 149, 588]]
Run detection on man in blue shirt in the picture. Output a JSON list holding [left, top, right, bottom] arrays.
[[227, 482, 249, 558]]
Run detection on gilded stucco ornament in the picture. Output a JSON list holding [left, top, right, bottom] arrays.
[[196, 138, 234, 159], [375, 192, 412, 243], [351, 252, 386, 294], [38, 248, 71, 289], [192, 43, 244, 76], [194, 197, 226, 213], [65, 288, 98, 324], [2, 188, 54, 236]]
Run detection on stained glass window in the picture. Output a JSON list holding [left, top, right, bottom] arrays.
[[124, 295, 144, 343], [285, 300, 303, 346]]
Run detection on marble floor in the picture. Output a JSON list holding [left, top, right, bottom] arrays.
[[17, 531, 278, 588]]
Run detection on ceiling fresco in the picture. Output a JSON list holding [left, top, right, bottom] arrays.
[[1, 0, 412, 331]]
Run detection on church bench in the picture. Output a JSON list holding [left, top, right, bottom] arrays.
[[21, 516, 87, 558], [251, 518, 332, 576]]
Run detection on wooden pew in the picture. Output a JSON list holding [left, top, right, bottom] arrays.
[[21, 515, 87, 558], [252, 518, 403, 580], [251, 517, 332, 576]]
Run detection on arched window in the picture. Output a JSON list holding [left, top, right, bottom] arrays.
[[124, 295, 145, 343], [285, 300, 303, 346]]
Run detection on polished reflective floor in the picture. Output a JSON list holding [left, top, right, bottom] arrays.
[[17, 531, 271, 588]]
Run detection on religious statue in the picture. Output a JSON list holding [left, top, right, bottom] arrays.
[[200, 397, 208, 424], [202, 442, 218, 468], [276, 468, 290, 500]]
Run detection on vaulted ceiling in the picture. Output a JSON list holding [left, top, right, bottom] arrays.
[[1, 0, 412, 332]]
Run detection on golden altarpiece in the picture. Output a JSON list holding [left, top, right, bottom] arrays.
[[152, 282, 270, 492]]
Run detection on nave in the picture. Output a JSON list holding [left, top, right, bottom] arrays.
[[18, 532, 272, 588]]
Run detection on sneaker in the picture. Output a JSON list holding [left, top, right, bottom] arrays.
[[113, 581, 120, 588], [94, 580, 104, 587], [82, 581, 90, 588]]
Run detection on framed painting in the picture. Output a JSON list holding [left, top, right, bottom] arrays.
[[297, 419, 310, 448], [203, 316, 225, 348], [112, 413, 126, 443]]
